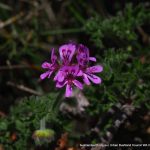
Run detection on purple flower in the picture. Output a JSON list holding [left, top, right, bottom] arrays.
[[56, 65, 83, 97], [40, 48, 58, 80], [81, 65, 103, 85], [40, 42, 103, 97], [59, 43, 76, 65], [77, 44, 96, 67]]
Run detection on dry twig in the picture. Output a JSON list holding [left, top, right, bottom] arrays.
[[0, 12, 24, 29], [40, 0, 57, 26], [137, 26, 150, 44], [7, 81, 42, 96]]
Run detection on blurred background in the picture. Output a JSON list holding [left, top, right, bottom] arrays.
[[0, 0, 150, 150]]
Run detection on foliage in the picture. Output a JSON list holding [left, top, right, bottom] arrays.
[[0, 93, 61, 149], [85, 4, 150, 48], [0, 1, 150, 149]]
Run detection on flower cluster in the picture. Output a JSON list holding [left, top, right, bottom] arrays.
[[40, 43, 103, 97]]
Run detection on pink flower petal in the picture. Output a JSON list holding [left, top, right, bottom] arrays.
[[73, 80, 83, 90], [78, 44, 89, 58], [77, 44, 90, 66], [59, 44, 68, 61], [77, 70, 83, 76], [65, 84, 73, 97], [83, 74, 91, 85], [53, 71, 59, 81], [62, 65, 79, 76], [87, 74, 102, 84], [59, 43, 75, 64], [41, 62, 51, 69], [40, 71, 50, 80], [89, 57, 96, 62], [87, 65, 103, 73], [70, 65, 79, 76], [51, 48, 57, 63], [54, 71, 65, 82], [56, 81, 67, 88], [47, 71, 53, 78]]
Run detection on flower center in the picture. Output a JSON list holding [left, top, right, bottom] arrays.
[[65, 69, 76, 84]]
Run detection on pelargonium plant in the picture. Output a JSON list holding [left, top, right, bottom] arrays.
[[40, 43, 103, 97]]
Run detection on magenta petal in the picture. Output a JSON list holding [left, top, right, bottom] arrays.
[[83, 74, 91, 85], [40, 71, 50, 80], [73, 80, 83, 90], [56, 81, 67, 88], [87, 74, 102, 84], [89, 57, 96, 62], [77, 44, 90, 66], [54, 71, 59, 81], [77, 70, 83, 76], [78, 44, 89, 58], [57, 71, 65, 82], [41, 62, 51, 69], [59, 44, 67, 62], [62, 65, 79, 77], [47, 71, 53, 78], [87, 65, 103, 73], [68, 43, 76, 51], [65, 84, 73, 97], [70, 65, 79, 76], [59, 43, 75, 64], [51, 48, 57, 63], [54, 71, 65, 82]]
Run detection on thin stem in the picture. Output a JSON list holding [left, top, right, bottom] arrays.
[[40, 117, 46, 130]]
